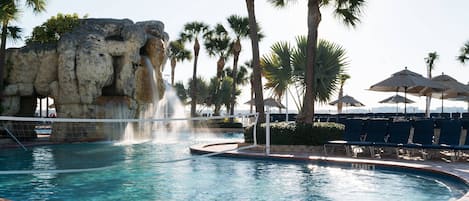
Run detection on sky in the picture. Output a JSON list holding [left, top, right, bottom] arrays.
[[8, 0, 469, 113]]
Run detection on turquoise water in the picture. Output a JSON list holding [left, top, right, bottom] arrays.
[[0, 132, 467, 201]]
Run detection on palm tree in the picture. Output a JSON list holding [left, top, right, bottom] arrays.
[[337, 73, 350, 113], [180, 21, 209, 117], [204, 24, 231, 80], [263, 36, 348, 112], [424, 51, 438, 117], [269, 0, 365, 125], [458, 41, 469, 65], [174, 81, 188, 104], [226, 15, 250, 116], [262, 42, 293, 103], [245, 0, 265, 122], [168, 40, 192, 86], [0, 0, 46, 94], [187, 77, 210, 111]]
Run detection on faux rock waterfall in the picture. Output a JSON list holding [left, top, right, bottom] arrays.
[[1, 19, 170, 142]]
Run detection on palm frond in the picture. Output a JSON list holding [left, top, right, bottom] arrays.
[[332, 0, 366, 27], [458, 41, 469, 65]]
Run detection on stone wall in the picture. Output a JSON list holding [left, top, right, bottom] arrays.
[[2, 18, 169, 141]]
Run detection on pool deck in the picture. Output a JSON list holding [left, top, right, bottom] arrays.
[[190, 142, 469, 201]]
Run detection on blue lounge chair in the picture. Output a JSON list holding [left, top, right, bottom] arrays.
[[436, 119, 461, 147], [453, 119, 469, 154], [387, 121, 412, 145], [409, 119, 435, 146], [395, 119, 436, 159], [363, 119, 389, 144], [324, 119, 370, 156], [362, 119, 390, 157]]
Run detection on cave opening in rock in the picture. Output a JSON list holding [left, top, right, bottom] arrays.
[[102, 55, 124, 96]]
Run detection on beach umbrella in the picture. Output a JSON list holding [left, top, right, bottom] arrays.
[[329, 95, 365, 113], [370, 67, 444, 114], [244, 98, 285, 111], [379, 94, 415, 113], [428, 73, 469, 113]]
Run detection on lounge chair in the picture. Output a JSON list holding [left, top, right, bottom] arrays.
[[397, 119, 435, 159], [324, 119, 370, 156], [409, 119, 435, 146], [362, 119, 389, 157]]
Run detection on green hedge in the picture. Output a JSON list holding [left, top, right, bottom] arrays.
[[193, 118, 243, 128], [244, 122, 344, 146]]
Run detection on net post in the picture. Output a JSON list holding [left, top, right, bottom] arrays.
[[265, 111, 270, 155], [253, 113, 259, 145]]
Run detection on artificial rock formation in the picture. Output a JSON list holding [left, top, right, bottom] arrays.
[[2, 18, 169, 141]]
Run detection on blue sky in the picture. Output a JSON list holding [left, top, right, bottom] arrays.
[[9, 0, 469, 113]]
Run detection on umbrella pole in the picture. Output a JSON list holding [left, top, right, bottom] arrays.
[[441, 91, 444, 114], [404, 87, 408, 117]]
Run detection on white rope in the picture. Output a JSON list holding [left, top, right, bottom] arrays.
[[152, 144, 259, 164], [0, 113, 258, 123]]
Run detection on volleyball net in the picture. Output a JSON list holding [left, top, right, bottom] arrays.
[[0, 113, 259, 147]]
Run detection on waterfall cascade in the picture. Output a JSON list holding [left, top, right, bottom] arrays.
[[119, 57, 189, 143]]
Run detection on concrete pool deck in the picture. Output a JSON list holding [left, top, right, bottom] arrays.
[[190, 142, 469, 201]]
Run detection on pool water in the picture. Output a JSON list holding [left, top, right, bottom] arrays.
[[0, 132, 467, 201]]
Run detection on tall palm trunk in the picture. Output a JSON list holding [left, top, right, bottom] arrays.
[[214, 56, 225, 116], [216, 56, 225, 80], [337, 84, 344, 113], [246, 0, 265, 122], [170, 58, 176, 86], [190, 38, 200, 117], [298, 0, 320, 124], [230, 39, 241, 116], [425, 68, 432, 117], [0, 20, 9, 96]]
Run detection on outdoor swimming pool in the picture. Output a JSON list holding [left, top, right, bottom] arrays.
[[0, 132, 467, 201]]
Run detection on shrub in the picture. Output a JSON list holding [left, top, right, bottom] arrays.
[[244, 122, 344, 145]]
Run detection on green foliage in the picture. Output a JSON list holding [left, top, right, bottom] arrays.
[[204, 23, 231, 58], [262, 36, 348, 110], [205, 76, 233, 114], [25, 13, 83, 45], [168, 40, 192, 62], [174, 82, 188, 103], [458, 41, 469, 64], [244, 122, 344, 145], [188, 77, 210, 105]]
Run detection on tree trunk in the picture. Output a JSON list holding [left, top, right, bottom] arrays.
[[297, 0, 320, 125], [0, 20, 9, 97], [425, 68, 432, 117], [337, 85, 344, 113], [246, 0, 265, 123], [190, 38, 200, 117], [171, 58, 176, 86], [216, 56, 225, 80], [214, 56, 225, 115], [230, 39, 241, 116]]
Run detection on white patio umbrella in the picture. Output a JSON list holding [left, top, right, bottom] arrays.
[[244, 98, 285, 112], [329, 95, 365, 113], [428, 73, 469, 113], [379, 94, 415, 113], [370, 67, 444, 115]]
